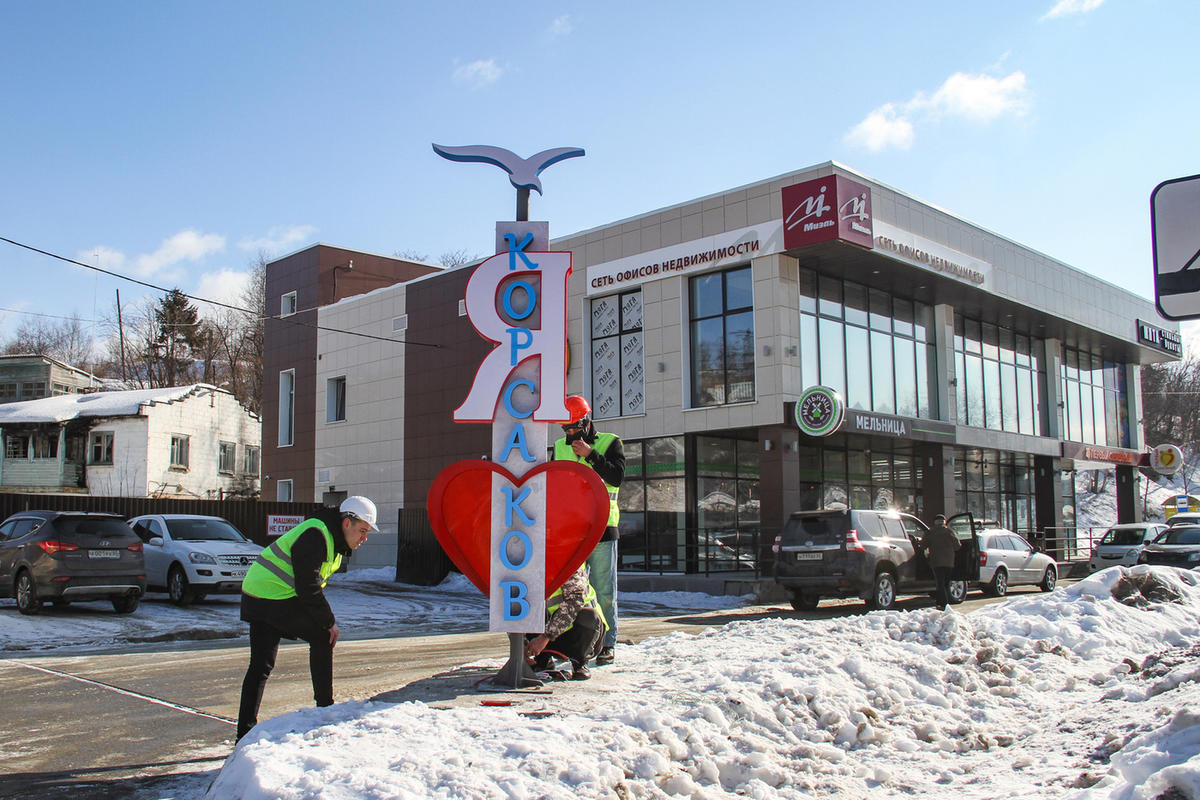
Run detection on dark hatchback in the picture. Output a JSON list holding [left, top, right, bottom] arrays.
[[772, 509, 980, 610], [0, 511, 146, 614], [1138, 524, 1200, 569]]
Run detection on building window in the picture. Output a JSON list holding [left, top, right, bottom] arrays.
[[279, 369, 295, 447], [326, 376, 347, 423], [5, 434, 29, 459], [51, 383, 71, 396], [1059, 347, 1128, 447], [33, 433, 57, 459], [798, 270, 938, 419], [170, 435, 190, 470], [689, 266, 754, 407], [243, 445, 260, 475], [617, 437, 686, 572], [954, 448, 1036, 534], [0, 383, 16, 401], [277, 479, 293, 502], [89, 431, 114, 464], [591, 291, 644, 419], [953, 315, 1045, 436], [218, 441, 237, 474], [21, 381, 46, 400], [281, 291, 298, 317]]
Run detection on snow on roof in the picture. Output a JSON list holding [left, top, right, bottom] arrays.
[[0, 384, 220, 425]]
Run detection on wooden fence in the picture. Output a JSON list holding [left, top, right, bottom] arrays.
[[0, 493, 322, 545]]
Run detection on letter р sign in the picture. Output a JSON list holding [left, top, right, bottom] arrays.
[[1152, 173, 1200, 320], [782, 175, 874, 250]]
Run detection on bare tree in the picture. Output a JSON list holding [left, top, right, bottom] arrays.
[[2, 313, 95, 369]]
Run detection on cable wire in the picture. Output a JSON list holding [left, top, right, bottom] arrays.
[[0, 235, 442, 348]]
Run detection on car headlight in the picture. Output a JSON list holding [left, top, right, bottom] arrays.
[[1190, 553, 1200, 562], [188, 552, 217, 564]]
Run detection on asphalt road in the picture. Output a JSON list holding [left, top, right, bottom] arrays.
[[0, 585, 1054, 799]]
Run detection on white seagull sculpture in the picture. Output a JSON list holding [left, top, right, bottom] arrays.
[[431, 144, 585, 194]]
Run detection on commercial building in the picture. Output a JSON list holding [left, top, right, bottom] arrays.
[[264, 162, 1180, 578]]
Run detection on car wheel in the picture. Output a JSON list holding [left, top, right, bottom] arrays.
[[868, 571, 897, 610], [168, 566, 194, 606], [948, 580, 967, 605], [1040, 566, 1057, 592], [112, 595, 140, 614], [790, 592, 820, 611], [988, 568, 1009, 597], [15, 571, 42, 615]]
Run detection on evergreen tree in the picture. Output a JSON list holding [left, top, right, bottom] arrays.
[[152, 289, 204, 386]]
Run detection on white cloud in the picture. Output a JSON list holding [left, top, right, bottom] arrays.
[[843, 70, 1029, 152], [192, 268, 251, 312], [238, 224, 317, 254], [844, 104, 914, 152], [134, 229, 225, 277], [549, 15, 572, 37], [1042, 0, 1105, 21], [452, 59, 503, 89]]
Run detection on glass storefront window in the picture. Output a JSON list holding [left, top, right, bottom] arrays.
[[955, 313, 1046, 436]]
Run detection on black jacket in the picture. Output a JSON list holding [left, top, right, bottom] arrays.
[[241, 509, 352, 636]]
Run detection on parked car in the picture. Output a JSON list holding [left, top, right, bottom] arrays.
[[1088, 523, 1167, 572], [128, 514, 262, 605], [977, 528, 1058, 596], [1137, 524, 1200, 568], [1165, 512, 1200, 528], [0, 511, 145, 614], [772, 509, 980, 611]]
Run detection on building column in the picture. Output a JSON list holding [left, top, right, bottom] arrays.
[[933, 304, 956, 423], [1115, 464, 1140, 524], [758, 424, 800, 547], [918, 442, 956, 519], [1034, 454, 1065, 559]]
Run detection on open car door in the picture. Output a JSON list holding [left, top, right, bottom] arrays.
[[947, 512, 981, 583]]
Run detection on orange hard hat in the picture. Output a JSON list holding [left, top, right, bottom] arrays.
[[561, 395, 591, 424]]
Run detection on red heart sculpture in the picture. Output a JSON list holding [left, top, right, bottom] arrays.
[[427, 460, 610, 597]]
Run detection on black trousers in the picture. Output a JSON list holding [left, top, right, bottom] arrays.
[[534, 607, 604, 667], [933, 566, 954, 609], [237, 620, 334, 740]]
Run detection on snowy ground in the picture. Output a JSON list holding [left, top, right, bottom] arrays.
[[204, 566, 1200, 800], [0, 569, 751, 655]]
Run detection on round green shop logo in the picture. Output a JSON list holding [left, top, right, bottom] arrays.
[[795, 386, 845, 437]]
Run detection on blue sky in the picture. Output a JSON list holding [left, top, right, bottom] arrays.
[[2, 0, 1197, 349]]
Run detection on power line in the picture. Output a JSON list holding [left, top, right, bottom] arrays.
[[0, 235, 441, 348]]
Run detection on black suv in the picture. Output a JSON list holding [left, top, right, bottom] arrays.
[[772, 509, 980, 610], [0, 511, 146, 614]]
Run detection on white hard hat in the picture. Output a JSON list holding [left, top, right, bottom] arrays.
[[340, 496, 378, 531]]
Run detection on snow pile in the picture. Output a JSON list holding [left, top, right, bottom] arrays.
[[208, 566, 1200, 799]]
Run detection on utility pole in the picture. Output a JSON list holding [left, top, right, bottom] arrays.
[[115, 289, 128, 382]]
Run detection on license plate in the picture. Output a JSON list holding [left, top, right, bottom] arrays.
[[795, 552, 823, 561], [89, 549, 120, 559], [228, 569, 247, 578]]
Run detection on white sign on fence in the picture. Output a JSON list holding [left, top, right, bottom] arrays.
[[267, 514, 305, 537]]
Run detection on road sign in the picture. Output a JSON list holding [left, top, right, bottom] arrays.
[[1152, 173, 1200, 320]]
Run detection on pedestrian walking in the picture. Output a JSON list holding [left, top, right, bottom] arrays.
[[235, 496, 377, 741]]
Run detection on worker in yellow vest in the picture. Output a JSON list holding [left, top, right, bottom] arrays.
[[553, 395, 624, 666], [524, 564, 607, 680], [235, 496, 377, 741]]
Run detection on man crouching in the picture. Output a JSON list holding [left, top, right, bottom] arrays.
[[524, 565, 607, 681]]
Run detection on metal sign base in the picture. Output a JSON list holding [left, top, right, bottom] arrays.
[[489, 632, 544, 689]]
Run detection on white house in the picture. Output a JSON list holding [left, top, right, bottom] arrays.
[[0, 384, 261, 498]]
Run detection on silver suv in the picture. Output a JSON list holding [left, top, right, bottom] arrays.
[[772, 509, 980, 610]]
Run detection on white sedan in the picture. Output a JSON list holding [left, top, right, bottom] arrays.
[[977, 528, 1058, 596], [128, 514, 262, 605]]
